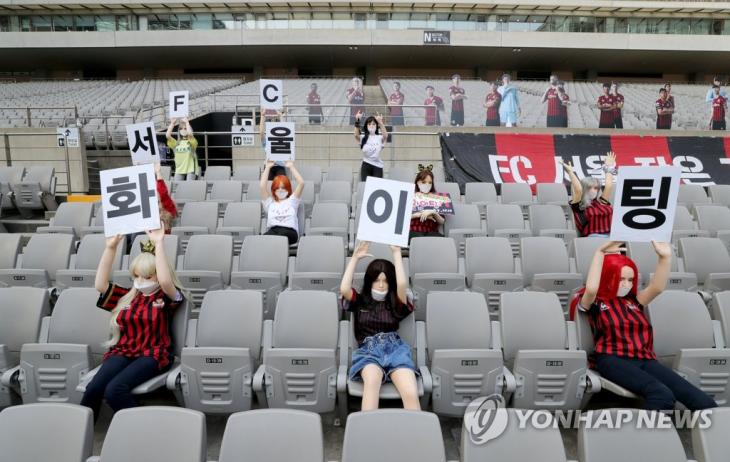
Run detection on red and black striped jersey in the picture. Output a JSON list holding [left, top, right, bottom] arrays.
[[545, 88, 561, 117], [583, 296, 656, 361], [570, 198, 613, 236], [712, 95, 727, 122], [344, 289, 413, 345], [485, 91, 501, 121]]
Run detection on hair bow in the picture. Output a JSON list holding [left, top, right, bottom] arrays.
[[418, 164, 433, 173], [140, 240, 156, 255]]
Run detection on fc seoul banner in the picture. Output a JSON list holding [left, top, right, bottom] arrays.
[[441, 133, 730, 187]]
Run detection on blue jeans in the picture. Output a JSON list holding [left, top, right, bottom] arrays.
[[594, 354, 717, 411], [349, 332, 416, 383], [80, 355, 168, 420]]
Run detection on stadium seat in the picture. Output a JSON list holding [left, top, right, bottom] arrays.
[[425, 291, 507, 416], [691, 407, 730, 462], [173, 180, 207, 207], [577, 409, 688, 462], [351, 182, 365, 218], [232, 165, 260, 183], [253, 290, 343, 414], [678, 238, 730, 293], [56, 234, 126, 290], [0, 233, 74, 288], [672, 205, 710, 243], [626, 241, 697, 291], [167, 290, 263, 414], [648, 290, 730, 406], [528, 204, 577, 243], [217, 409, 324, 462], [460, 408, 568, 462], [520, 236, 582, 309], [573, 236, 609, 278], [0, 166, 24, 210], [349, 240, 409, 289], [244, 181, 265, 202], [36, 202, 93, 239], [306, 202, 349, 247], [0, 287, 50, 408], [80, 208, 105, 236], [230, 235, 289, 319], [325, 166, 353, 186], [216, 201, 261, 254], [295, 181, 316, 217], [318, 180, 352, 206], [464, 236, 523, 315], [113, 234, 179, 288], [409, 237, 466, 320], [91, 407, 206, 462], [388, 166, 415, 183], [500, 291, 591, 409], [536, 182, 570, 206], [208, 180, 244, 205], [712, 290, 730, 354], [464, 182, 498, 215], [709, 184, 730, 207], [0, 233, 21, 270], [298, 165, 323, 193], [678, 183, 711, 209], [159, 165, 172, 181], [0, 403, 93, 462], [11, 166, 57, 214], [341, 410, 446, 462], [176, 234, 233, 309], [7, 288, 110, 404], [289, 235, 345, 293], [171, 201, 219, 252], [443, 203, 487, 256], [499, 183, 534, 207], [695, 205, 730, 249], [485, 204, 532, 256], [439, 182, 462, 202], [204, 165, 231, 183]]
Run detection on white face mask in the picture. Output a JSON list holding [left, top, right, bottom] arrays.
[[588, 190, 599, 200], [275, 189, 289, 200], [371, 288, 388, 301], [134, 278, 159, 295], [617, 284, 632, 298], [418, 183, 432, 194], [367, 124, 377, 134], [179, 129, 188, 137]]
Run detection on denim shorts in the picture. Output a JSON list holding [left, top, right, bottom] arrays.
[[349, 332, 417, 383]]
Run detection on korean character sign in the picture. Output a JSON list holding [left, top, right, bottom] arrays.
[[265, 122, 296, 162], [100, 164, 160, 237], [126, 121, 161, 165], [609, 166, 681, 243], [356, 177, 414, 248]]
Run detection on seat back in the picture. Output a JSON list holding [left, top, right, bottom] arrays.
[[0, 287, 50, 366], [309, 202, 349, 230], [233, 165, 260, 182], [485, 204, 525, 234], [46, 288, 111, 362], [709, 184, 730, 207], [238, 235, 288, 278], [318, 181, 351, 204], [24, 166, 55, 193], [536, 183, 569, 204], [325, 166, 353, 184], [0, 166, 24, 208], [626, 241, 680, 287], [499, 292, 567, 364], [204, 166, 231, 181], [500, 183, 533, 204], [174, 180, 207, 202], [573, 236, 609, 278], [210, 180, 243, 202], [221, 201, 261, 231], [678, 183, 710, 206], [679, 237, 730, 283], [529, 204, 568, 234], [692, 407, 730, 462], [388, 166, 414, 183], [674, 205, 698, 230], [273, 291, 339, 349], [99, 407, 206, 462], [182, 234, 233, 284], [342, 410, 446, 462], [444, 203, 482, 234], [197, 290, 263, 349], [439, 182, 462, 202], [465, 182, 497, 204], [293, 235, 345, 273], [409, 237, 458, 274], [21, 233, 75, 281], [75, 234, 125, 270], [520, 236, 571, 282], [128, 234, 178, 270], [696, 205, 730, 235], [0, 233, 21, 269], [0, 403, 93, 462], [179, 201, 219, 233], [49, 202, 94, 234], [298, 165, 322, 187], [218, 409, 324, 462], [464, 236, 515, 276]]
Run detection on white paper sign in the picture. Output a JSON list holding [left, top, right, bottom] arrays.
[[126, 121, 160, 165], [356, 177, 415, 248], [609, 166, 681, 243], [169, 91, 189, 118], [56, 127, 79, 148], [265, 122, 295, 161], [100, 164, 160, 237], [260, 79, 283, 110]]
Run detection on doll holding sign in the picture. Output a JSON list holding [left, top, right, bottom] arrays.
[[409, 166, 445, 241], [166, 118, 199, 181]]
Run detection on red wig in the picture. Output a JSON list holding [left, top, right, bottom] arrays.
[[271, 175, 293, 201], [569, 253, 639, 320]]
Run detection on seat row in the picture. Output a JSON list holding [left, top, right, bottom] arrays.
[[0, 165, 57, 215]]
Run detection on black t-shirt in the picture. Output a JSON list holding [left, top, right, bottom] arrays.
[[344, 289, 413, 344]]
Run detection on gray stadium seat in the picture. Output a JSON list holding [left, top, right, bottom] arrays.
[[572, 236, 609, 279], [0, 403, 93, 462], [295, 181, 316, 217], [709, 184, 730, 207], [232, 165, 260, 183], [0, 287, 50, 408], [461, 408, 568, 462], [626, 241, 697, 291], [439, 182, 462, 202], [443, 203, 487, 256], [464, 237, 523, 315], [426, 291, 506, 416], [678, 183, 711, 208], [253, 290, 343, 414], [171, 201, 219, 251], [306, 202, 349, 247], [11, 166, 57, 213], [342, 410, 446, 462], [500, 182, 534, 207], [230, 235, 289, 319], [10, 288, 110, 404], [673, 204, 710, 243], [325, 166, 353, 185], [0, 166, 24, 210], [500, 291, 591, 409], [92, 407, 206, 462], [409, 237, 466, 320], [0, 233, 21, 270], [520, 237, 582, 310], [0, 233, 74, 288], [695, 205, 730, 249], [691, 407, 730, 462], [216, 201, 261, 254], [173, 180, 207, 207], [648, 290, 730, 406], [351, 181, 365, 218], [204, 165, 231, 183], [679, 238, 730, 293], [244, 181, 265, 201], [36, 202, 93, 239], [56, 234, 126, 290], [536, 182, 570, 205], [465, 182, 498, 217], [298, 165, 323, 193], [388, 166, 415, 183], [209, 180, 244, 204], [289, 235, 345, 293], [80, 207, 105, 236], [175, 234, 233, 310], [159, 165, 172, 181], [528, 204, 577, 243], [485, 203, 532, 256], [217, 409, 324, 462], [113, 234, 179, 288], [318, 180, 352, 206], [578, 409, 688, 462], [167, 290, 263, 414]]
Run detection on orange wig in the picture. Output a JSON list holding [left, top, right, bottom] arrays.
[[271, 174, 293, 201]]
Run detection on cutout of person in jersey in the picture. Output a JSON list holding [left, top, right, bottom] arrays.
[[346, 77, 365, 126], [709, 85, 727, 131], [449, 74, 466, 126], [483, 81, 501, 127], [498, 73, 520, 127], [307, 82, 323, 125], [610, 81, 624, 129], [561, 151, 616, 237], [597, 83, 615, 129], [424, 85, 444, 126], [388, 81, 405, 126], [656, 87, 674, 130], [570, 241, 717, 412], [542, 75, 562, 128]]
